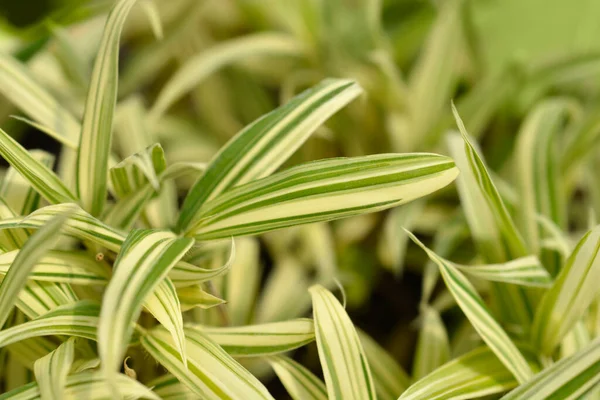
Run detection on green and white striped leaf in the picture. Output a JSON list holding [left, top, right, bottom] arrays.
[[189, 153, 458, 239], [13, 281, 78, 320], [33, 337, 76, 400], [501, 336, 600, 400], [268, 356, 327, 400], [310, 284, 376, 400], [400, 346, 535, 400], [532, 225, 600, 355], [0, 370, 159, 400], [143, 277, 187, 371], [147, 374, 195, 400], [98, 229, 193, 377], [0, 250, 111, 285], [0, 198, 29, 250], [0, 51, 81, 143], [177, 78, 363, 232], [15, 203, 125, 251], [0, 301, 100, 348], [455, 256, 552, 288], [451, 104, 529, 259], [448, 110, 534, 327], [1, 204, 230, 287], [0, 149, 54, 216], [187, 318, 315, 357], [0, 209, 72, 329], [177, 285, 225, 311], [514, 99, 578, 258], [110, 143, 166, 198], [150, 32, 304, 119], [413, 307, 450, 380], [0, 127, 78, 205], [168, 237, 235, 287], [141, 327, 275, 399], [357, 329, 410, 400], [76, 0, 140, 216], [406, 230, 534, 383]]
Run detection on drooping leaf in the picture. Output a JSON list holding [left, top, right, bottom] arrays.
[[141, 327, 275, 399], [0, 301, 100, 348], [0, 208, 73, 329], [0, 128, 78, 205], [406, 230, 534, 383], [0, 250, 111, 285]]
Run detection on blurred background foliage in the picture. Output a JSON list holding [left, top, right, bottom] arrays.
[[1, 0, 600, 395]]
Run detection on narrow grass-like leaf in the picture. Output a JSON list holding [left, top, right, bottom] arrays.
[[141, 327, 275, 399], [0, 250, 110, 285], [143, 277, 187, 370], [357, 329, 410, 400], [33, 337, 76, 400], [0, 209, 73, 329], [110, 143, 166, 198], [15, 203, 125, 251], [0, 128, 78, 204], [0, 199, 29, 250], [455, 256, 552, 288], [177, 78, 363, 232], [310, 284, 376, 400], [451, 104, 528, 258], [168, 237, 235, 287], [400, 346, 536, 400], [76, 0, 140, 216], [502, 336, 600, 400], [14, 281, 78, 320], [177, 285, 225, 311], [448, 110, 534, 327], [150, 32, 304, 119], [0, 301, 100, 347], [0, 149, 54, 215], [514, 99, 578, 254], [98, 229, 193, 376], [408, 0, 462, 150], [0, 370, 158, 400], [190, 153, 458, 239], [268, 356, 327, 400], [406, 231, 534, 383], [187, 319, 315, 357], [413, 306, 450, 380], [532, 225, 600, 354]]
